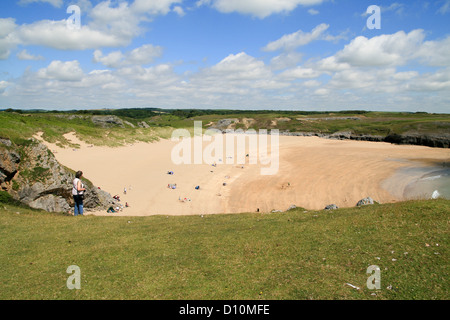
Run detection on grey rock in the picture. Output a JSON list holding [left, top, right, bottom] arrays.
[[0, 144, 20, 184], [384, 133, 450, 148], [0, 138, 12, 147], [91, 115, 124, 128], [28, 194, 70, 212], [123, 120, 135, 128], [300, 117, 361, 121], [213, 119, 238, 130], [324, 204, 339, 210], [329, 131, 352, 140], [3, 138, 115, 213], [278, 131, 448, 148], [137, 121, 150, 128], [356, 197, 375, 207]]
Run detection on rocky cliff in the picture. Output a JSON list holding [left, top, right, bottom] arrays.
[[0, 137, 116, 213], [279, 131, 449, 148]]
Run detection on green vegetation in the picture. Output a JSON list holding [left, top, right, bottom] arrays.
[[0, 191, 29, 207], [1, 109, 448, 149], [20, 166, 50, 183], [0, 110, 175, 147], [0, 199, 448, 300]]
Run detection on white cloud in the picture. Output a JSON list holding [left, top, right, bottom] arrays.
[[72, 0, 93, 12], [200, 0, 324, 18], [437, 0, 450, 14], [17, 49, 44, 60], [0, 81, 10, 94], [315, 56, 350, 72], [308, 8, 319, 15], [361, 3, 404, 17], [18, 0, 63, 8], [93, 50, 125, 68], [88, 1, 143, 42], [270, 52, 303, 70], [0, 18, 18, 60], [408, 68, 450, 91], [314, 88, 329, 95], [37, 60, 84, 81], [322, 29, 350, 43], [279, 66, 321, 80], [173, 6, 186, 16], [263, 23, 329, 52], [131, 0, 182, 15], [93, 44, 163, 68], [128, 44, 163, 64], [383, 2, 405, 15], [3, 28, 450, 112], [208, 52, 271, 81], [415, 35, 450, 67], [185, 52, 283, 99], [0, 18, 16, 38], [15, 20, 131, 50], [119, 64, 178, 86], [0, 0, 183, 57], [335, 30, 426, 67]]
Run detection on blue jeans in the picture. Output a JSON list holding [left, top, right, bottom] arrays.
[[73, 195, 84, 216]]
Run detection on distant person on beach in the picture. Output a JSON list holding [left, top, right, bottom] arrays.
[[72, 171, 86, 216]]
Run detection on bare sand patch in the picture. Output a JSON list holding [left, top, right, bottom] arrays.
[[35, 132, 450, 216]]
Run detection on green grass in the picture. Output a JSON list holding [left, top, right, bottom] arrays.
[[1, 111, 449, 149], [0, 199, 448, 300], [0, 111, 176, 148]]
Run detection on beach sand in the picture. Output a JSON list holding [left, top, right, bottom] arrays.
[[35, 132, 450, 216]]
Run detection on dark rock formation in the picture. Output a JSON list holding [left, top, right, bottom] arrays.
[[278, 131, 449, 148], [0, 138, 116, 213], [384, 133, 450, 148], [137, 121, 150, 128], [91, 115, 125, 128], [0, 146, 20, 188], [324, 204, 339, 210], [356, 197, 375, 207]]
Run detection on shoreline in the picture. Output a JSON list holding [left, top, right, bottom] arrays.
[[382, 160, 450, 201], [35, 132, 450, 216]]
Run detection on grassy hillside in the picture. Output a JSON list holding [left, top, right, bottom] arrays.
[[0, 199, 448, 300], [0, 111, 177, 147], [1, 109, 449, 148]]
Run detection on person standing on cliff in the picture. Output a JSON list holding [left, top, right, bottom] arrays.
[[72, 171, 86, 216]]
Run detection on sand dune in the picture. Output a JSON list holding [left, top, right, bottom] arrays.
[[36, 132, 449, 216]]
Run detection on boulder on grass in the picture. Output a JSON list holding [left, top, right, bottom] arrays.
[[356, 197, 375, 207]]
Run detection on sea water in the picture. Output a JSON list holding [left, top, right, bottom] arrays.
[[403, 167, 450, 200], [385, 162, 450, 200]]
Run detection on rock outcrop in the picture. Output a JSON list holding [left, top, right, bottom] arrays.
[[384, 133, 450, 148], [278, 131, 448, 148], [0, 138, 116, 213], [137, 121, 150, 128], [91, 115, 125, 128], [0, 143, 20, 188], [324, 204, 339, 210], [356, 197, 376, 207]]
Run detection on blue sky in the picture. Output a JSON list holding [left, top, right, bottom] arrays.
[[0, 0, 449, 112]]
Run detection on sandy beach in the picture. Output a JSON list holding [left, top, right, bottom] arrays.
[[36, 132, 450, 216]]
